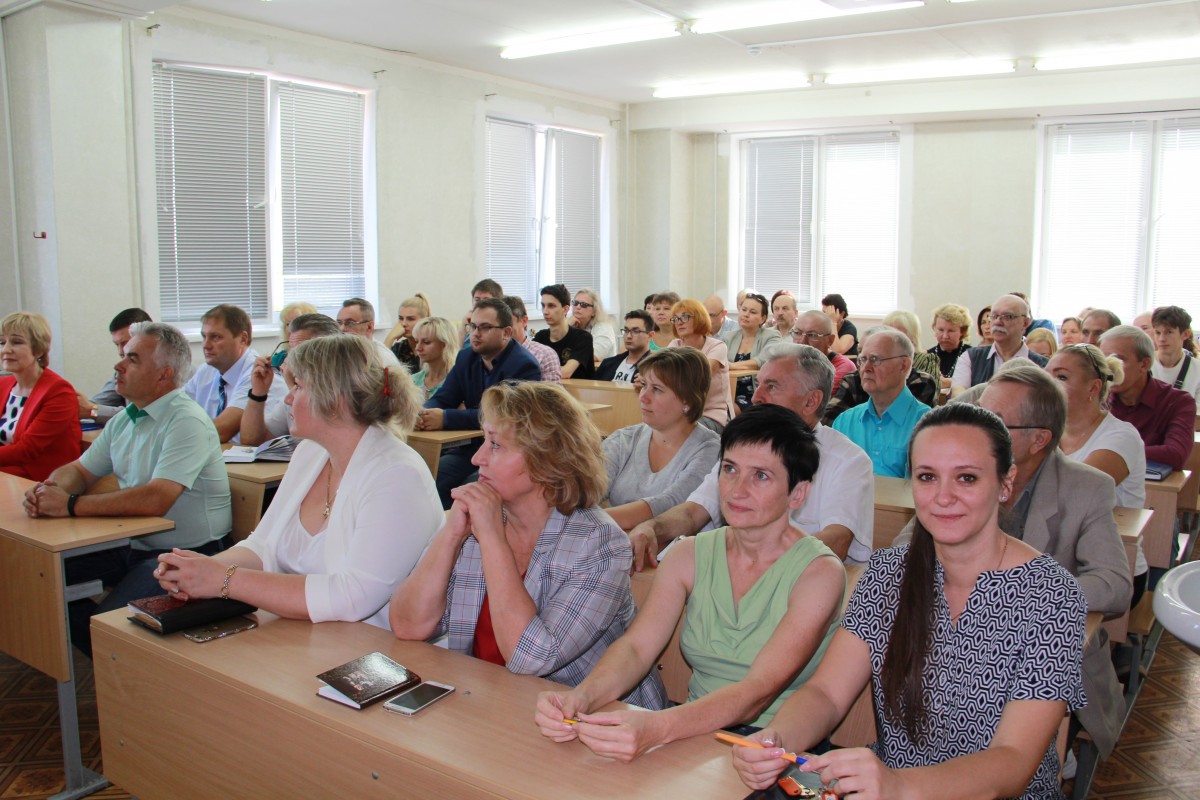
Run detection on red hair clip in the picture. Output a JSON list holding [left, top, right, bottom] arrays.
[[383, 367, 391, 396]]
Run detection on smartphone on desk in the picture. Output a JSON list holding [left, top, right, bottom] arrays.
[[181, 616, 257, 643], [382, 681, 455, 716]]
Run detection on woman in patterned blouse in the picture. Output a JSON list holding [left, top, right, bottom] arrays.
[[733, 403, 1087, 800]]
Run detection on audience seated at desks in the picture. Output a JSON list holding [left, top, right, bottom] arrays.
[[0, 311, 81, 481], [392, 382, 664, 707], [668, 297, 732, 432], [822, 293, 859, 357], [1149, 306, 1199, 401], [722, 291, 781, 411], [570, 288, 617, 361], [951, 294, 1048, 398], [75, 307, 151, 423], [1101, 325, 1196, 470], [240, 313, 341, 446], [595, 310, 654, 383], [502, 295, 561, 382], [24, 322, 232, 656], [628, 343, 874, 570], [156, 335, 441, 630], [600, 348, 720, 532], [537, 406, 844, 761], [733, 403, 1086, 800], [927, 303, 972, 390]]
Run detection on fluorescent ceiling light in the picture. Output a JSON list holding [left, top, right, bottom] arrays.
[[692, 0, 924, 35], [500, 22, 681, 59], [654, 74, 811, 98], [825, 59, 1015, 84], [1034, 41, 1200, 71]]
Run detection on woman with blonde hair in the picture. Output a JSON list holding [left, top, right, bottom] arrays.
[[927, 303, 971, 389], [273, 302, 319, 368], [1025, 327, 1058, 359], [0, 311, 80, 481], [385, 293, 432, 372], [571, 288, 617, 360], [882, 310, 941, 379], [391, 381, 665, 708], [155, 335, 442, 629], [410, 316, 460, 401], [669, 298, 732, 431]]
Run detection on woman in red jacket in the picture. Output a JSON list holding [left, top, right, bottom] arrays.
[[0, 312, 81, 481]]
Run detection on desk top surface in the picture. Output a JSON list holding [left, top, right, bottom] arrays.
[[1146, 469, 1190, 493], [873, 475, 914, 512], [0, 473, 174, 553], [93, 610, 750, 799], [561, 378, 637, 392], [1113, 506, 1153, 543]]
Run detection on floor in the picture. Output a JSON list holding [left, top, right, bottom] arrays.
[[2, 636, 1198, 799]]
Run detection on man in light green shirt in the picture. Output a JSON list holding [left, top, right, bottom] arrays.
[[24, 322, 231, 655]]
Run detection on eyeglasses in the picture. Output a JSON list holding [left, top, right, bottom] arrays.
[[1005, 424, 1048, 431], [571, 300, 594, 309], [989, 312, 1025, 323], [670, 313, 694, 325], [338, 318, 369, 329], [621, 327, 648, 335], [466, 322, 503, 334], [859, 354, 908, 367], [790, 330, 829, 342]]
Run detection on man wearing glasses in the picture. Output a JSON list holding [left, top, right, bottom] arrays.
[[418, 298, 541, 508], [830, 328, 931, 478], [596, 310, 655, 383], [790, 310, 856, 387], [337, 297, 406, 367], [950, 294, 1048, 398]]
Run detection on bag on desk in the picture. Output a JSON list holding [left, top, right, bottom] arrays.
[[127, 594, 258, 635], [316, 651, 421, 709]]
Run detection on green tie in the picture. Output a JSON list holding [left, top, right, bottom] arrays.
[[125, 404, 149, 423]]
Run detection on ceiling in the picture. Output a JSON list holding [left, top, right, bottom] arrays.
[[151, 0, 1200, 102]]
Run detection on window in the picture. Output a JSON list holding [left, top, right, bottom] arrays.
[[484, 117, 603, 305], [1036, 116, 1200, 323], [738, 131, 900, 316], [153, 64, 369, 324]]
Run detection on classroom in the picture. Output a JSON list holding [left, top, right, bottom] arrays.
[[1, 1, 1199, 798]]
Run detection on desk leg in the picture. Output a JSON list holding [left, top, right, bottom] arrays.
[[52, 673, 109, 800], [409, 439, 442, 476]]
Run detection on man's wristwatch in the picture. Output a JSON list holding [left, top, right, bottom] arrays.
[[247, 390, 269, 403], [67, 494, 80, 517], [89, 405, 99, 419]]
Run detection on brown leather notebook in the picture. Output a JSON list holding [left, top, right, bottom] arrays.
[[316, 651, 421, 709], [127, 594, 257, 635]]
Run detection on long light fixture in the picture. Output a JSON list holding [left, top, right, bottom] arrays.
[[654, 74, 811, 98], [1034, 40, 1200, 71], [824, 58, 1014, 84], [500, 22, 682, 59], [692, 0, 924, 35]]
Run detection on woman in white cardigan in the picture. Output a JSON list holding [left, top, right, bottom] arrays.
[[153, 335, 442, 629]]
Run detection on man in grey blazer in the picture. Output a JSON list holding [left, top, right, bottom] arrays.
[[896, 363, 1131, 759]]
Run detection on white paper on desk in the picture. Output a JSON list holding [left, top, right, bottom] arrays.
[[318, 685, 363, 708], [223, 446, 257, 463]]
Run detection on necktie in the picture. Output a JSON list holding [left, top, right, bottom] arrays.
[[217, 378, 228, 415]]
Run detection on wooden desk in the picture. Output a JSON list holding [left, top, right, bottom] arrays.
[[1103, 507, 1154, 643], [873, 475, 914, 550], [81, 427, 101, 451], [1144, 470, 1190, 569], [562, 379, 640, 432], [1181, 432, 1200, 515], [407, 430, 483, 477], [224, 458, 290, 541], [581, 401, 614, 436], [92, 611, 749, 800], [0, 473, 173, 799]]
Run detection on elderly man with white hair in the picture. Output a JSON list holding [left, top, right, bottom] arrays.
[[831, 327, 932, 477], [951, 293, 1048, 397]]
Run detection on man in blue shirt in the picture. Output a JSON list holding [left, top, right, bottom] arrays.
[[832, 328, 931, 477], [417, 297, 541, 507]]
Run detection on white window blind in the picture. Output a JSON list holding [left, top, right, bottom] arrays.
[[154, 65, 269, 321], [1151, 120, 1200, 314], [278, 82, 366, 308], [819, 132, 899, 316], [485, 118, 538, 303], [741, 137, 816, 302], [547, 129, 602, 294], [739, 131, 899, 315], [1039, 121, 1153, 322]]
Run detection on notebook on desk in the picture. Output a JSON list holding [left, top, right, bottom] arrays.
[[1146, 461, 1175, 481]]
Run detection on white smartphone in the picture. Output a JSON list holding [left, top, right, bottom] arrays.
[[382, 681, 455, 716]]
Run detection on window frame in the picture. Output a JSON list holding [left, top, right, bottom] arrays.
[[149, 61, 376, 334], [728, 125, 912, 319]]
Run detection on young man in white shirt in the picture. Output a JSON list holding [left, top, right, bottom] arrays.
[[1151, 305, 1200, 401], [596, 310, 654, 383]]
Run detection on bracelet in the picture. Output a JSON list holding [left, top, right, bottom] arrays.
[[67, 494, 80, 517], [220, 564, 239, 599], [247, 390, 269, 403]]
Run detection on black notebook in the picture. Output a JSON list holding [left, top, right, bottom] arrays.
[[316, 651, 421, 709], [127, 594, 257, 635]]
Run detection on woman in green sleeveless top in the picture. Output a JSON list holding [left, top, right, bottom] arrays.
[[535, 404, 846, 762]]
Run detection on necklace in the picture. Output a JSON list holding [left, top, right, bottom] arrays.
[[996, 535, 1009, 571], [323, 466, 337, 519]]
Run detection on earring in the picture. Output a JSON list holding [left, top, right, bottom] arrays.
[[682, 405, 690, 413]]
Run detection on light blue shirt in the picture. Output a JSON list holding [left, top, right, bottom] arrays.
[[831, 386, 931, 478], [184, 348, 286, 442], [80, 388, 232, 551]]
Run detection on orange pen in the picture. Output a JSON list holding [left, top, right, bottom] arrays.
[[712, 731, 809, 766]]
